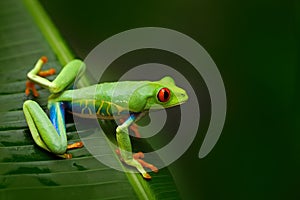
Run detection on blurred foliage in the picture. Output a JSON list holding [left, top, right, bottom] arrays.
[[40, 0, 299, 199]]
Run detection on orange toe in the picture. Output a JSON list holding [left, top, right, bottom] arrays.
[[63, 153, 72, 159], [142, 173, 152, 180], [25, 80, 39, 97], [136, 158, 159, 173], [38, 68, 56, 77], [41, 56, 48, 63], [133, 152, 144, 159], [67, 142, 84, 150]]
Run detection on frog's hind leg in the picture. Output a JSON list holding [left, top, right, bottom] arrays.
[[26, 56, 85, 95], [49, 101, 84, 150], [23, 100, 70, 158], [48, 101, 84, 152]]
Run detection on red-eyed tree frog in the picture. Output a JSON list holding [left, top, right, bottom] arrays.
[[23, 56, 188, 179]]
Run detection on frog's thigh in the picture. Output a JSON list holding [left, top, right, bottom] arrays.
[[23, 100, 67, 154], [51, 60, 85, 93]]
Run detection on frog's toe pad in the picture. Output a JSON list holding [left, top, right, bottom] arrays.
[[142, 173, 152, 180]]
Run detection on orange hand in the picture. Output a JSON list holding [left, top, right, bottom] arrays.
[[129, 123, 141, 138], [135, 158, 158, 173], [25, 80, 39, 97], [25, 56, 56, 97], [115, 149, 158, 173]]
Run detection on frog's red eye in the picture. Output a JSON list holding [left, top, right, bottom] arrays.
[[157, 88, 171, 102]]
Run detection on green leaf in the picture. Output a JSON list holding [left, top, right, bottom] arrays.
[[0, 0, 181, 199]]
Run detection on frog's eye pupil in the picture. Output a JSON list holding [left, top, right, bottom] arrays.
[[157, 88, 171, 102]]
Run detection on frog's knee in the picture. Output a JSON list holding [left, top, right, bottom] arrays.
[[49, 83, 62, 94], [23, 100, 42, 113], [23, 99, 36, 107]]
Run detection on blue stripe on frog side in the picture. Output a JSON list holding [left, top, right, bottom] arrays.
[[49, 102, 65, 136]]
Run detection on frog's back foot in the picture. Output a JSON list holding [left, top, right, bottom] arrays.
[[67, 141, 84, 150]]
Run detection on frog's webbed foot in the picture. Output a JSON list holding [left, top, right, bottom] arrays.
[[116, 149, 159, 177], [25, 56, 56, 97], [133, 152, 159, 173]]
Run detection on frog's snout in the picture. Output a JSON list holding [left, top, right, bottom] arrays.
[[178, 91, 188, 103]]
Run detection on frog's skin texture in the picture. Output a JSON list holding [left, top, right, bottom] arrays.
[[23, 57, 188, 179]]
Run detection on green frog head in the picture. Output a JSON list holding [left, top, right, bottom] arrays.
[[129, 76, 188, 112]]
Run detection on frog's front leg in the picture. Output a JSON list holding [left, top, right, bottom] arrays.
[[116, 114, 158, 179], [25, 57, 56, 97], [118, 118, 141, 138], [23, 100, 83, 158], [26, 56, 85, 96]]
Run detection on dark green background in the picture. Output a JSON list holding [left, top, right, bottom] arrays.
[[40, 1, 299, 199]]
